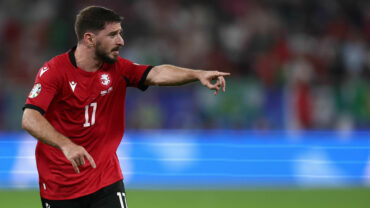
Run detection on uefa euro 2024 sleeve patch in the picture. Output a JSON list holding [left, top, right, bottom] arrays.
[[29, 83, 42, 98]]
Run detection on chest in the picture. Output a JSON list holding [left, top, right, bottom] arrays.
[[58, 69, 125, 107]]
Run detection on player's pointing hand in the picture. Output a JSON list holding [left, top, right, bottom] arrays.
[[198, 71, 230, 95], [60, 142, 96, 173]]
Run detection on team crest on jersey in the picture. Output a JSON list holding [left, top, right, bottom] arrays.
[[29, 83, 41, 98], [100, 74, 111, 86]]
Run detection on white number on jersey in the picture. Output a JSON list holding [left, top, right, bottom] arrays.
[[83, 102, 97, 127]]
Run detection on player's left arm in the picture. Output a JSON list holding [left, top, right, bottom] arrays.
[[145, 65, 230, 95]]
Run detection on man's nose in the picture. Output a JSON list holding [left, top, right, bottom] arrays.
[[117, 35, 124, 46]]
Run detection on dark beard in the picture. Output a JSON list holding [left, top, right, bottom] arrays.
[[95, 43, 118, 64]]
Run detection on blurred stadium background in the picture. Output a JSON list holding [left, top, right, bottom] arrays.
[[0, 0, 369, 207]]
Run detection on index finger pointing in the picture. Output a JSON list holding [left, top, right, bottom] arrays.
[[84, 152, 96, 169], [217, 72, 231, 77]]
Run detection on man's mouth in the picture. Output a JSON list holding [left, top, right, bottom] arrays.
[[112, 48, 119, 55]]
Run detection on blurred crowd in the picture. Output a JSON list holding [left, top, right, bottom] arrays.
[[0, 0, 369, 130]]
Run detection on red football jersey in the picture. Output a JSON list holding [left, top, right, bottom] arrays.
[[24, 47, 152, 200]]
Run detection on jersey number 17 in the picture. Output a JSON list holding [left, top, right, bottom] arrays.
[[83, 102, 97, 127]]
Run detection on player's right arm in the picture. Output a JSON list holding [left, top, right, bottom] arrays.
[[22, 109, 96, 173], [23, 63, 95, 173]]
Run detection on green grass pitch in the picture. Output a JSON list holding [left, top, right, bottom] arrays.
[[0, 188, 369, 208]]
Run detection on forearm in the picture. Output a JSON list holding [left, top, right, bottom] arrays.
[[22, 108, 96, 172], [22, 109, 72, 149], [145, 64, 202, 86]]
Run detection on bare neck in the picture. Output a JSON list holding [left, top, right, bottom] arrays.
[[74, 44, 103, 72]]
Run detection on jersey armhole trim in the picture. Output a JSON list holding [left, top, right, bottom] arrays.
[[23, 104, 45, 115], [138, 66, 153, 91], [122, 75, 130, 86]]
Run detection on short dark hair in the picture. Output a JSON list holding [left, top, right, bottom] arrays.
[[74, 6, 123, 41]]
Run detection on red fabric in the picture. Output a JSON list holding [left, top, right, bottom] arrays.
[[25, 50, 150, 200]]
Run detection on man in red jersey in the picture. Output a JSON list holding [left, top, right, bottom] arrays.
[[22, 5, 229, 208]]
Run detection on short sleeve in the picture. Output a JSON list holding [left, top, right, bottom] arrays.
[[24, 63, 60, 114], [117, 57, 153, 91]]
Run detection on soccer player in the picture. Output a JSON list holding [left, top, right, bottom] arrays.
[[21, 5, 229, 208]]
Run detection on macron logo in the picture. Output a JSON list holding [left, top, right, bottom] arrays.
[[40, 67, 49, 77], [69, 81, 77, 92]]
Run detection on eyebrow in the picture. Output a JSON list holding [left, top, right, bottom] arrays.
[[107, 29, 122, 36]]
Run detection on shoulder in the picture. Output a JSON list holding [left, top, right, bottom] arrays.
[[36, 53, 69, 82], [48, 53, 71, 69], [113, 57, 137, 75], [116, 56, 137, 67]]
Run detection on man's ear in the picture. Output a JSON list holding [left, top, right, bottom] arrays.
[[83, 32, 96, 47]]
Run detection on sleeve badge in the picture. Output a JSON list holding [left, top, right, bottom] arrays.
[[28, 83, 42, 98]]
